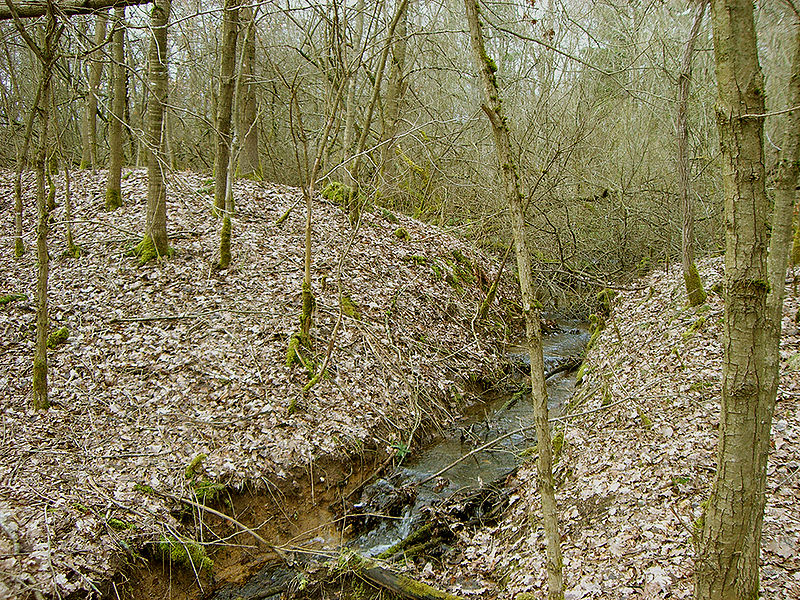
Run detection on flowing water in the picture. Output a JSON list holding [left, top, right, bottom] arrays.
[[351, 323, 589, 556]]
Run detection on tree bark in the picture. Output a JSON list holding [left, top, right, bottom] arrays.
[[105, 6, 124, 210], [350, 0, 409, 183], [463, 2, 563, 599], [237, 3, 259, 179], [379, 0, 409, 185], [136, 0, 170, 262], [678, 1, 707, 307], [80, 9, 106, 169], [341, 0, 365, 173], [214, 0, 238, 213], [695, 1, 777, 598]]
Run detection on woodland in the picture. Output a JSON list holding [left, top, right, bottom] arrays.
[[0, 0, 799, 599]]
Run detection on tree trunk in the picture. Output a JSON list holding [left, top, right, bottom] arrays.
[[81, 9, 107, 169], [136, 0, 170, 262], [105, 6, 124, 210], [379, 0, 409, 185], [0, 0, 148, 20], [341, 0, 365, 173], [214, 0, 238, 213], [695, 1, 777, 598], [463, 2, 563, 599], [237, 3, 260, 179], [350, 0, 409, 183], [678, 1, 707, 307], [31, 11, 60, 410]]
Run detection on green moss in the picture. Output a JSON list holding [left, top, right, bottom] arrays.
[[192, 479, 226, 504], [105, 187, 123, 211], [219, 216, 232, 268], [402, 255, 427, 265], [300, 280, 316, 341], [575, 362, 588, 385], [341, 293, 360, 319], [597, 288, 617, 316], [586, 314, 605, 351], [552, 429, 565, 461], [683, 262, 707, 306], [185, 454, 207, 479], [381, 209, 399, 223], [79, 159, 91, 170], [636, 405, 653, 429], [72, 502, 91, 513], [322, 181, 365, 225], [682, 316, 706, 341], [157, 534, 213, 573], [133, 235, 158, 265], [47, 327, 69, 348], [134, 483, 155, 495], [14, 238, 25, 258], [108, 518, 135, 530], [0, 293, 26, 307], [286, 333, 301, 368], [394, 227, 409, 240]]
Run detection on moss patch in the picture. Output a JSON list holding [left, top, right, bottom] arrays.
[[0, 293, 26, 307], [105, 188, 123, 211], [683, 262, 707, 306], [47, 327, 69, 349], [322, 181, 365, 225], [157, 534, 213, 573], [185, 454, 207, 480], [394, 227, 409, 240], [341, 293, 360, 319]]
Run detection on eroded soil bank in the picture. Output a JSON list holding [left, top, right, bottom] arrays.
[[0, 168, 523, 599]]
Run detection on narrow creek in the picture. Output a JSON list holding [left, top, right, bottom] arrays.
[[351, 322, 589, 557], [207, 322, 589, 600]]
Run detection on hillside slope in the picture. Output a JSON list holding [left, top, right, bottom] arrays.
[[432, 258, 800, 599], [0, 169, 511, 598]]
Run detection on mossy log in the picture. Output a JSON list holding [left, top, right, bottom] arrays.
[[361, 564, 465, 600]]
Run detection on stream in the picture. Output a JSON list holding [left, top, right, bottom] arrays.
[[210, 322, 588, 600], [351, 322, 589, 557]]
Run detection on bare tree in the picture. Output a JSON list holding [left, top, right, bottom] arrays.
[[694, 0, 782, 597], [80, 9, 107, 169], [105, 6, 125, 210], [134, 0, 171, 263], [677, 1, 707, 306], [213, 0, 239, 214], [464, 2, 563, 599]]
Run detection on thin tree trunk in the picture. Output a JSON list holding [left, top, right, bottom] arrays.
[[214, 0, 239, 213], [678, 0, 707, 307], [463, 2, 563, 599], [341, 0, 365, 172], [105, 6, 124, 210], [379, 0, 408, 184], [237, 3, 260, 179], [12, 76, 43, 258], [135, 0, 170, 262], [81, 9, 107, 169], [350, 0, 409, 183], [695, 0, 776, 598], [31, 12, 60, 410]]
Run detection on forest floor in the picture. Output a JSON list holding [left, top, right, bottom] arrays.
[[0, 168, 515, 599], [417, 258, 800, 599]]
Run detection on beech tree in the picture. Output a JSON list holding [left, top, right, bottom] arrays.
[[694, 0, 788, 597], [464, 2, 563, 598]]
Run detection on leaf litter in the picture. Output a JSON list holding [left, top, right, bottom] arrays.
[[0, 168, 512, 598], [425, 258, 800, 599]]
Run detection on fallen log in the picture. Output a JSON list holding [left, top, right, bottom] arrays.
[[362, 564, 465, 600]]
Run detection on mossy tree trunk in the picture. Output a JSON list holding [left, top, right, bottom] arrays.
[[80, 9, 107, 170], [105, 6, 125, 210], [136, 0, 171, 263], [678, 1, 707, 307], [694, 0, 779, 598], [23, 10, 61, 410], [237, 3, 260, 180], [214, 0, 238, 214], [12, 76, 43, 258], [464, 2, 563, 599]]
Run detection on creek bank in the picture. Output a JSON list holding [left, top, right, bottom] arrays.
[[0, 168, 524, 599], [421, 258, 800, 600]]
